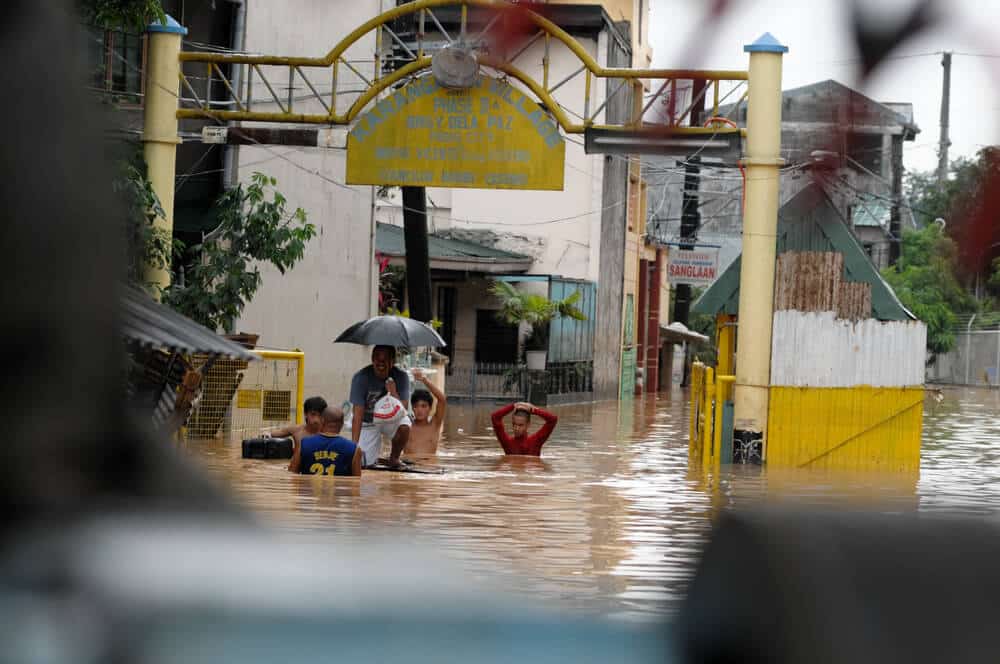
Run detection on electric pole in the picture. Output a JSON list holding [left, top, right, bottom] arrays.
[[674, 79, 706, 386], [937, 51, 952, 184], [402, 186, 433, 322], [393, 2, 433, 323]]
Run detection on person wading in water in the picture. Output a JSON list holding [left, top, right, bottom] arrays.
[[491, 401, 558, 456]]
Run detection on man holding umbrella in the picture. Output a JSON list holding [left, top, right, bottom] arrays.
[[336, 315, 447, 468], [350, 345, 411, 467]]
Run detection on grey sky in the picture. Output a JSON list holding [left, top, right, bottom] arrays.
[[649, 0, 1000, 174]]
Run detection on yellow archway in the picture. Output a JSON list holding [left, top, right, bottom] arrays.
[[175, 0, 746, 138]]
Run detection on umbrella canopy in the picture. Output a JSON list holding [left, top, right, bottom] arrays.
[[334, 315, 446, 348]]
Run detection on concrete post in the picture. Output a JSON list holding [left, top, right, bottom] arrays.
[[732, 33, 787, 463], [142, 15, 187, 296]]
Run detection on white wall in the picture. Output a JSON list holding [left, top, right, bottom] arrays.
[[771, 310, 926, 387], [374, 30, 611, 284], [449, 35, 608, 283], [235, 0, 383, 402]]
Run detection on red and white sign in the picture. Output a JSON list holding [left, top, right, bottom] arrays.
[[667, 248, 720, 286]]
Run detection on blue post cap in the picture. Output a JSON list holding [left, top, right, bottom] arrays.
[[744, 32, 788, 54], [147, 14, 188, 36]]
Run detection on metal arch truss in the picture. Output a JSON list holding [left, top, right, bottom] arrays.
[[176, 0, 747, 139]]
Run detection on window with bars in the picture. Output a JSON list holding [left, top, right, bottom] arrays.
[[87, 26, 146, 105]]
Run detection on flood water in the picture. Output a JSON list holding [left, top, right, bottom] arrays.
[[184, 385, 1000, 622]]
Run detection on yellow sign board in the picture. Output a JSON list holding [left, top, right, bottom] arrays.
[[236, 389, 261, 409], [347, 75, 565, 190]]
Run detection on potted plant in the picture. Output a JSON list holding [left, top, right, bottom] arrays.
[[488, 280, 588, 370]]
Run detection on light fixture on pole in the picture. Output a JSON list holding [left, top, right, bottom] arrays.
[[432, 44, 479, 89]]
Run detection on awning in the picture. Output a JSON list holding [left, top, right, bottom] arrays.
[[376, 222, 533, 274], [120, 286, 257, 360], [660, 321, 710, 345]]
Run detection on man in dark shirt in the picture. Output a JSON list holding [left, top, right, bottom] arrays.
[[349, 345, 411, 467], [290, 406, 362, 476], [491, 401, 558, 456]]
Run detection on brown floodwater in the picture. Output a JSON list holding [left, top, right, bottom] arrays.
[[182, 384, 1000, 622]]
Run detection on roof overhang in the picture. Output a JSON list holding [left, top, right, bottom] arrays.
[[660, 321, 709, 345], [120, 286, 257, 360], [382, 253, 532, 274]]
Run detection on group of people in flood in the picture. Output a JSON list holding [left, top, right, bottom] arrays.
[[272, 345, 559, 477]]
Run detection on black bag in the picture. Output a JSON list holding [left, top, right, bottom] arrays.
[[241, 436, 293, 460]]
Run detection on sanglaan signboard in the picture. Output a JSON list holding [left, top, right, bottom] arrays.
[[667, 247, 720, 286], [346, 75, 565, 190]]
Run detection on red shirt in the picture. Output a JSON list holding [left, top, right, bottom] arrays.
[[491, 403, 558, 456]]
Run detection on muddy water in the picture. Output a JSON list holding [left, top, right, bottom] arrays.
[[183, 385, 1000, 621]]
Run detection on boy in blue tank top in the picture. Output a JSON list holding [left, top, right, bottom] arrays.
[[289, 406, 362, 476]]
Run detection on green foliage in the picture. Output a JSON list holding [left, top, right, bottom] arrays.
[[906, 149, 1000, 290], [166, 173, 315, 332], [989, 257, 1000, 292], [904, 156, 983, 227], [79, 0, 166, 32], [488, 281, 588, 351], [881, 224, 977, 355], [115, 149, 182, 295]]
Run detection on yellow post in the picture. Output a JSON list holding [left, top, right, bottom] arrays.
[[701, 367, 715, 467], [295, 352, 305, 425], [732, 33, 787, 462], [713, 374, 735, 467], [142, 15, 187, 296], [715, 314, 736, 376], [689, 361, 703, 447]]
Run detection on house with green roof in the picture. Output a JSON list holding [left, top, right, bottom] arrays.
[[693, 182, 914, 322]]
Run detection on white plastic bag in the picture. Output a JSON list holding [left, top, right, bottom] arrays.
[[372, 394, 405, 436]]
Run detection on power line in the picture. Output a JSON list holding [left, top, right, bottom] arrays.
[[110, 42, 761, 231]]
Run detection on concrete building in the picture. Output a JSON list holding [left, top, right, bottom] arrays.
[[134, 1, 657, 403], [644, 79, 921, 387], [92, 1, 239, 254], [231, 0, 384, 401], [373, 3, 650, 400]]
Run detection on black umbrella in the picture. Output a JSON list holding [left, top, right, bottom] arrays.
[[334, 315, 446, 348]]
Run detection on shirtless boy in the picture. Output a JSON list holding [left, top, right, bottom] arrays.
[[268, 396, 327, 455], [405, 368, 447, 455]]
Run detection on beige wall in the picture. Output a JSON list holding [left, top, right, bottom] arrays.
[[550, 0, 652, 67], [385, 31, 610, 285], [235, 0, 383, 403], [659, 247, 671, 324]]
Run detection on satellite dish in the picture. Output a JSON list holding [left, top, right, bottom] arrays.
[[432, 45, 479, 89]]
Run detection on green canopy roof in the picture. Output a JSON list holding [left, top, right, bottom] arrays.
[[375, 222, 532, 273], [692, 182, 914, 321]]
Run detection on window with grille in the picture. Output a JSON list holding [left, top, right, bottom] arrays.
[[87, 26, 145, 105]]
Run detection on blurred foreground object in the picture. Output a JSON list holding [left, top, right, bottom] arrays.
[[677, 510, 1000, 664], [0, 519, 670, 663], [121, 285, 257, 437], [0, 5, 668, 662]]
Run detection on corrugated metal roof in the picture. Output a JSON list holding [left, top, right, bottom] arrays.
[[692, 183, 914, 321], [852, 194, 891, 228], [120, 286, 257, 360], [714, 79, 920, 135], [771, 310, 926, 387], [375, 222, 532, 262]]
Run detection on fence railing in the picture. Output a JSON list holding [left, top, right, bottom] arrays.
[[928, 326, 1000, 387], [185, 349, 305, 439], [688, 361, 737, 467], [446, 361, 594, 403]]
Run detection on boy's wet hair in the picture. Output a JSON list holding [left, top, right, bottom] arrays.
[[513, 409, 531, 421], [411, 389, 434, 407], [303, 396, 328, 414]]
